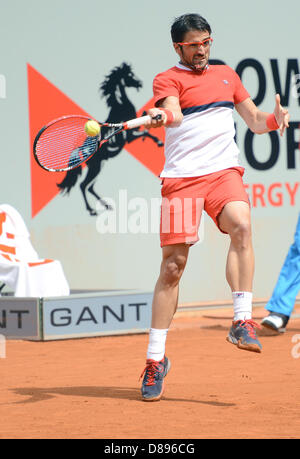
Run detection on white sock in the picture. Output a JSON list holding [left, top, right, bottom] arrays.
[[147, 328, 168, 361], [232, 291, 252, 321]]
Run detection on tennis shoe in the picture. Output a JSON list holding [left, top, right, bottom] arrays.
[[140, 356, 171, 402], [261, 312, 289, 333], [227, 319, 262, 353]]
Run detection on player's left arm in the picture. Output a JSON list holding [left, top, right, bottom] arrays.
[[235, 94, 290, 136]]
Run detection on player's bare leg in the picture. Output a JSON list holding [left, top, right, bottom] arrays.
[[141, 243, 189, 401], [218, 201, 254, 292], [219, 201, 262, 352], [151, 243, 190, 329]]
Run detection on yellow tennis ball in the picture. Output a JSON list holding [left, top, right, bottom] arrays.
[[84, 120, 101, 136]]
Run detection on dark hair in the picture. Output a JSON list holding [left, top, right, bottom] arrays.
[[171, 13, 212, 42]]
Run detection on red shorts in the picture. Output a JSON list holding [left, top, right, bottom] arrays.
[[160, 167, 249, 247]]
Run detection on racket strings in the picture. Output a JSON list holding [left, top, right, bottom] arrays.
[[33, 115, 137, 172], [35, 119, 99, 170]]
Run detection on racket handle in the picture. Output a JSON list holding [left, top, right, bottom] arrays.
[[124, 114, 162, 129]]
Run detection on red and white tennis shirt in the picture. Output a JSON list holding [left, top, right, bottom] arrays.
[[153, 63, 250, 177]]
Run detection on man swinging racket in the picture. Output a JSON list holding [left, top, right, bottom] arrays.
[[140, 13, 290, 401]]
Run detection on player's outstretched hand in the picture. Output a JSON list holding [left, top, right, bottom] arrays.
[[274, 94, 290, 136]]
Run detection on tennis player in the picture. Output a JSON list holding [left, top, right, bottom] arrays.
[[140, 13, 290, 402]]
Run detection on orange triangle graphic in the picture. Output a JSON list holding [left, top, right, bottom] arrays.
[[28, 63, 165, 218], [27, 63, 93, 217]]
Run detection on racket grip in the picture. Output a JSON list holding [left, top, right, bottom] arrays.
[[124, 114, 162, 129]]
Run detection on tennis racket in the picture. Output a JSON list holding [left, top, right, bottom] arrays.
[[33, 114, 161, 172]]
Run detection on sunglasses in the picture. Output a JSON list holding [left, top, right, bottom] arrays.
[[176, 37, 213, 48]]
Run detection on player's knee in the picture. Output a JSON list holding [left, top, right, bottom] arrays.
[[230, 220, 252, 249], [161, 255, 187, 286]]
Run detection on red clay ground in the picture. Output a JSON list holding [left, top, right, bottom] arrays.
[[0, 305, 299, 439]]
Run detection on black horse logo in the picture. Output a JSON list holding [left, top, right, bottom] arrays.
[[57, 63, 163, 215]]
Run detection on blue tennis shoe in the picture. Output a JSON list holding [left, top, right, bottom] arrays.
[[140, 356, 171, 402], [227, 319, 262, 353]]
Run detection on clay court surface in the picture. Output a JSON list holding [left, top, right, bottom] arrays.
[[1, 305, 300, 439]]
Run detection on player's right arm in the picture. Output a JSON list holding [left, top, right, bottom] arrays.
[[147, 96, 183, 128], [146, 71, 183, 128]]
